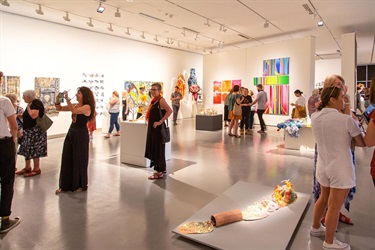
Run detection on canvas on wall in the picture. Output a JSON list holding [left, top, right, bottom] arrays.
[[213, 80, 242, 104], [82, 73, 105, 116], [253, 57, 290, 115], [124, 81, 163, 119], [1, 76, 21, 101], [35, 77, 60, 114]]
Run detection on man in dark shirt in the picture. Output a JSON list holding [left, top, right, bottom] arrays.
[[239, 88, 253, 135]]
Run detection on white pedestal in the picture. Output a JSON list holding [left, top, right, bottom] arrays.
[[284, 127, 315, 150], [120, 121, 171, 167]]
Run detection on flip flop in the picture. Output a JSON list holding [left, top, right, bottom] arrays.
[[148, 172, 164, 180], [339, 213, 354, 225], [0, 217, 21, 234], [24, 169, 41, 177], [15, 168, 31, 175]]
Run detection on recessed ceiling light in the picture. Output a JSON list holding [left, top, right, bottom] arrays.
[[317, 20, 324, 27]]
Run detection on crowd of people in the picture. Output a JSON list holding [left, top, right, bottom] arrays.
[[0, 69, 374, 248]]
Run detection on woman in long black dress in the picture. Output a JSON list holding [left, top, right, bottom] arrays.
[[55, 87, 95, 193], [145, 83, 172, 180]]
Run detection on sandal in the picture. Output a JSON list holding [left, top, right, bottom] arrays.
[[15, 168, 31, 175], [148, 172, 164, 180], [228, 133, 235, 136], [339, 212, 354, 225], [24, 169, 41, 177], [234, 135, 241, 138]]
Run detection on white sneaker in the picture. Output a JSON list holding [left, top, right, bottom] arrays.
[[310, 224, 326, 237], [323, 238, 350, 250]]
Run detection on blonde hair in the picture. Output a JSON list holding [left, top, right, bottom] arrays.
[[323, 74, 345, 89], [5, 93, 17, 104]]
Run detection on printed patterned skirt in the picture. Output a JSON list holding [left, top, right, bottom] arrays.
[[18, 125, 47, 160]]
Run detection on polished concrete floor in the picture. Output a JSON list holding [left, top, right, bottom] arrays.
[[1, 118, 374, 250]]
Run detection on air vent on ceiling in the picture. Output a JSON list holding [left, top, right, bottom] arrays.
[[181, 27, 199, 34], [139, 13, 165, 22], [238, 34, 250, 40], [302, 4, 313, 15]]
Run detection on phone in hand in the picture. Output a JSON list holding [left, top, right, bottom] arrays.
[[59, 92, 64, 103]]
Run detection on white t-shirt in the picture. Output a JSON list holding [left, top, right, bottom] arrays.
[[0, 96, 15, 137], [311, 108, 361, 189], [295, 96, 306, 106]]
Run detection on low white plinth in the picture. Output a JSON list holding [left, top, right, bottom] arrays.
[[284, 127, 315, 150], [120, 121, 171, 167]]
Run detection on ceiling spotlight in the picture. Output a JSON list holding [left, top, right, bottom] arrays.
[[177, 41, 181, 47], [1, 0, 10, 7], [264, 20, 269, 28], [107, 23, 113, 32], [217, 41, 224, 48], [317, 20, 324, 27], [140, 32, 145, 39], [87, 18, 94, 27], [63, 12, 70, 22], [97, 3, 105, 13], [35, 4, 44, 15], [181, 29, 186, 36], [115, 8, 121, 17], [154, 35, 158, 42], [125, 28, 131, 35], [204, 19, 211, 27], [195, 34, 199, 41]]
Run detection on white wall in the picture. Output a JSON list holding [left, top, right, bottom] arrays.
[[0, 12, 203, 136], [315, 59, 341, 88], [203, 36, 316, 126]]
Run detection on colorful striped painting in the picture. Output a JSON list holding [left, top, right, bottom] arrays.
[[263, 85, 289, 115]]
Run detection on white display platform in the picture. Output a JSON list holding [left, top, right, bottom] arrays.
[[284, 127, 315, 150], [120, 121, 171, 167], [173, 181, 310, 250]]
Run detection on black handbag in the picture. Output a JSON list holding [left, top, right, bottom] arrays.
[[158, 100, 170, 144], [36, 114, 53, 132]]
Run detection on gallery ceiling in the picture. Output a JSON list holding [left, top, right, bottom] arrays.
[[1, 0, 374, 64]]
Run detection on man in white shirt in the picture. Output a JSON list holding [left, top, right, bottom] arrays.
[[0, 71, 21, 233], [250, 84, 268, 133]]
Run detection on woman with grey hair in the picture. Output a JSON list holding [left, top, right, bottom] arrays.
[[16, 90, 47, 177]]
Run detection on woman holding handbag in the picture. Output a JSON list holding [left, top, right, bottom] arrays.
[[16, 90, 47, 177], [228, 85, 243, 138], [145, 83, 172, 180]]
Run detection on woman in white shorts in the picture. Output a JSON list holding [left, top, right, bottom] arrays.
[[310, 86, 365, 250]]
